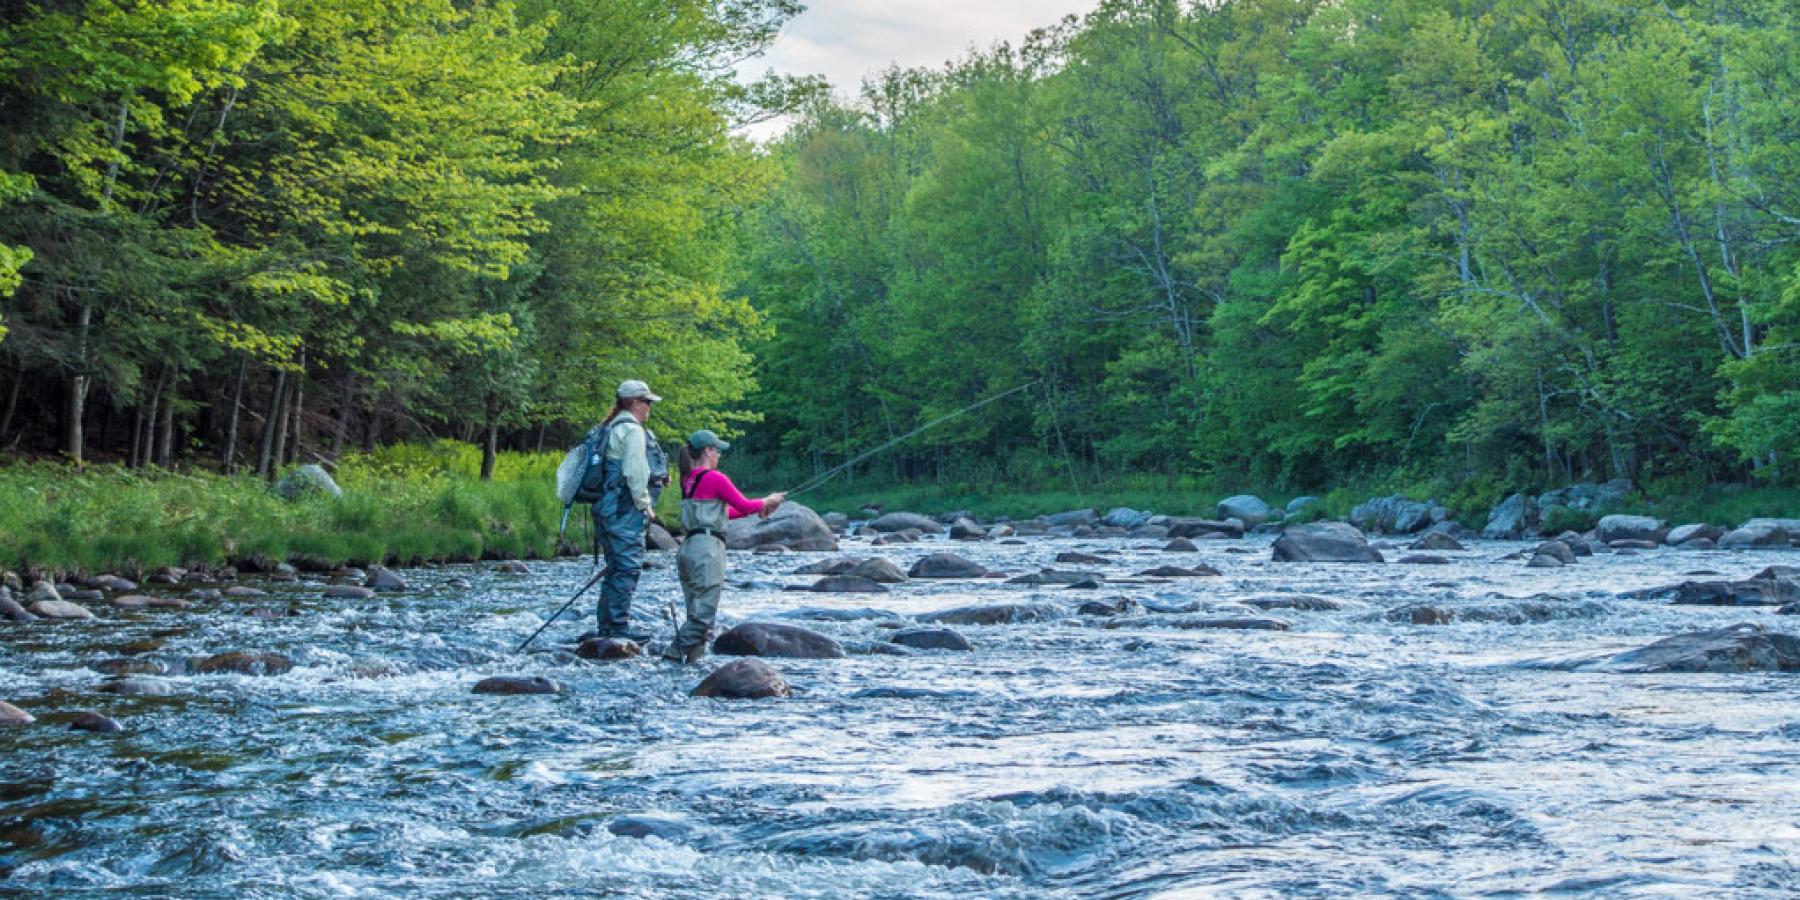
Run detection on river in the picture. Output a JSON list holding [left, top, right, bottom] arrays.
[[3, 532, 1799, 897]]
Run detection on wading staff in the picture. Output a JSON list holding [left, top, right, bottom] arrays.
[[782, 380, 1042, 500], [514, 566, 606, 653]]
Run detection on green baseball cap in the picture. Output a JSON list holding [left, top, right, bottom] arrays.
[[688, 429, 730, 452]]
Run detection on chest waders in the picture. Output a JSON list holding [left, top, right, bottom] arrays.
[[664, 470, 729, 662], [593, 418, 647, 637]]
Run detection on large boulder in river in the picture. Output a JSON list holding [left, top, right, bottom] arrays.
[[1350, 495, 1435, 535], [727, 503, 838, 552], [919, 602, 1063, 626], [808, 575, 888, 594], [868, 512, 944, 534], [1272, 523, 1384, 563], [887, 627, 973, 652], [1481, 493, 1538, 539], [272, 463, 342, 500], [947, 517, 986, 540], [1101, 507, 1154, 529], [691, 659, 791, 698], [196, 652, 293, 676], [1595, 515, 1667, 545], [1666, 523, 1723, 546], [473, 675, 562, 695], [0, 701, 33, 726], [0, 598, 37, 622], [28, 599, 94, 620], [1164, 518, 1245, 540], [1719, 523, 1791, 550], [712, 622, 844, 659], [1670, 578, 1799, 607], [365, 566, 409, 592], [1215, 495, 1273, 526], [907, 553, 989, 579], [846, 558, 907, 583], [1594, 624, 1800, 673], [1410, 531, 1464, 552]]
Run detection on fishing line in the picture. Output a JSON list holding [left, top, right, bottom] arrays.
[[784, 379, 1040, 499]]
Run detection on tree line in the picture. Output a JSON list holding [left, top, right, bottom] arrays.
[[0, 0, 812, 478], [736, 0, 1800, 496]]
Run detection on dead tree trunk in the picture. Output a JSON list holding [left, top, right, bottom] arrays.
[[257, 368, 288, 479]]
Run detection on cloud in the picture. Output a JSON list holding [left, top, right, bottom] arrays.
[[735, 0, 1099, 138]]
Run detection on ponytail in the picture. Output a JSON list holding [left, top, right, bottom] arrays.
[[676, 442, 699, 492]]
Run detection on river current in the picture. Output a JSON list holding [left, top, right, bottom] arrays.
[[4, 531, 1800, 897]]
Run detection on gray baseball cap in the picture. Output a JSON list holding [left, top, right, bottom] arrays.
[[687, 429, 730, 452], [616, 379, 661, 402]]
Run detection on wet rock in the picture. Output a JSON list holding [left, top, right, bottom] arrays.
[[1482, 493, 1538, 539], [1608, 539, 1659, 551], [223, 586, 266, 598], [1595, 515, 1667, 544], [1670, 578, 1799, 607], [1392, 598, 1606, 625], [1165, 518, 1245, 540], [607, 814, 696, 842], [1216, 495, 1273, 526], [908, 553, 989, 579], [1102, 507, 1154, 529], [197, 653, 294, 676], [92, 575, 137, 592], [1162, 616, 1291, 631], [779, 607, 904, 622], [948, 517, 986, 540], [887, 627, 973, 652], [809, 575, 888, 594], [26, 581, 61, 604], [93, 658, 176, 676], [1163, 538, 1199, 553], [1285, 496, 1321, 517], [1397, 554, 1450, 565], [1409, 531, 1464, 552], [1534, 541, 1578, 565], [1243, 595, 1342, 612], [1011, 519, 1051, 536], [988, 524, 1017, 539], [0, 701, 33, 725], [1675, 538, 1717, 551], [189, 589, 223, 602], [1135, 565, 1222, 577], [872, 530, 921, 547], [1077, 598, 1141, 617], [473, 675, 562, 695], [1753, 566, 1800, 581], [845, 558, 908, 583], [272, 463, 342, 499], [1007, 569, 1102, 585], [920, 603, 1064, 626], [494, 560, 533, 575], [1044, 509, 1097, 528], [1128, 525, 1170, 539], [1551, 532, 1596, 557], [1, 597, 39, 622], [1351, 495, 1435, 535], [576, 638, 641, 660], [69, 712, 122, 733], [1779, 603, 1800, 615], [1595, 624, 1800, 673], [1272, 523, 1384, 563], [644, 523, 679, 552], [869, 512, 945, 534], [1719, 524, 1792, 550], [99, 676, 175, 696], [365, 566, 409, 592], [822, 512, 850, 534], [445, 578, 472, 590], [712, 622, 845, 659], [691, 659, 792, 698], [324, 585, 375, 600], [728, 503, 838, 552], [1666, 524, 1723, 546], [1525, 553, 1566, 569], [793, 557, 860, 576], [1742, 517, 1800, 534], [1066, 578, 1104, 590], [1055, 552, 1109, 567], [29, 599, 95, 620]]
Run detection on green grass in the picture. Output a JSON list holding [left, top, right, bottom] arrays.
[[0, 441, 579, 577]]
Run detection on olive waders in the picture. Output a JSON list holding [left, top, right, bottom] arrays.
[[664, 470, 728, 662]]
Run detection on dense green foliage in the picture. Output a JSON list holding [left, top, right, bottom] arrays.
[[0, 0, 811, 474], [738, 0, 1800, 496]]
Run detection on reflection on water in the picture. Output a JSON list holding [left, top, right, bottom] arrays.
[[3, 534, 1800, 896]]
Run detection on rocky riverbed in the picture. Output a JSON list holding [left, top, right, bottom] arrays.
[[3, 518, 1800, 896]]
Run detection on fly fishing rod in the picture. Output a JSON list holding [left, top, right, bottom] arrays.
[[514, 566, 606, 653], [783, 379, 1040, 499]]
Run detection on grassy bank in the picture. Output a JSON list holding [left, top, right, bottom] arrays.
[[0, 442, 586, 576]]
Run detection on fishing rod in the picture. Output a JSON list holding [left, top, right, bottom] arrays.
[[784, 379, 1041, 499], [513, 567, 606, 653]]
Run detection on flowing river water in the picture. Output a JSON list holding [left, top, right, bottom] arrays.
[[4, 531, 1800, 897]]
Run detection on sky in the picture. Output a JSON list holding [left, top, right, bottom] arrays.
[[736, 0, 1102, 139]]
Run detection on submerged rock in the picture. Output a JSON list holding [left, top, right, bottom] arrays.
[[1055, 551, 1110, 566], [918, 603, 1063, 626], [809, 575, 888, 594], [908, 553, 989, 579], [1006, 569, 1102, 585], [1272, 523, 1384, 563], [365, 566, 409, 592], [196, 652, 294, 676], [1595, 624, 1800, 673], [99, 676, 175, 696], [29, 599, 95, 620], [1595, 515, 1667, 544], [1410, 531, 1464, 552], [1525, 553, 1566, 569], [1397, 554, 1450, 565], [1135, 565, 1222, 577], [691, 659, 791, 698], [712, 622, 845, 659], [1077, 597, 1141, 617], [473, 675, 562, 695], [845, 558, 908, 583], [1392, 598, 1607, 625], [0, 597, 39, 622], [1163, 538, 1199, 553], [324, 585, 375, 600], [1242, 595, 1341, 612], [887, 627, 973, 652], [793, 557, 860, 576], [69, 712, 123, 733], [1669, 578, 1799, 607], [1719, 524, 1792, 550], [0, 701, 33, 725], [607, 814, 696, 842]]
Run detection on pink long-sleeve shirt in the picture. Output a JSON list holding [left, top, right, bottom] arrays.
[[682, 469, 764, 519]]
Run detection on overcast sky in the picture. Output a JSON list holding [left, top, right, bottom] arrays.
[[737, 0, 1101, 139]]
